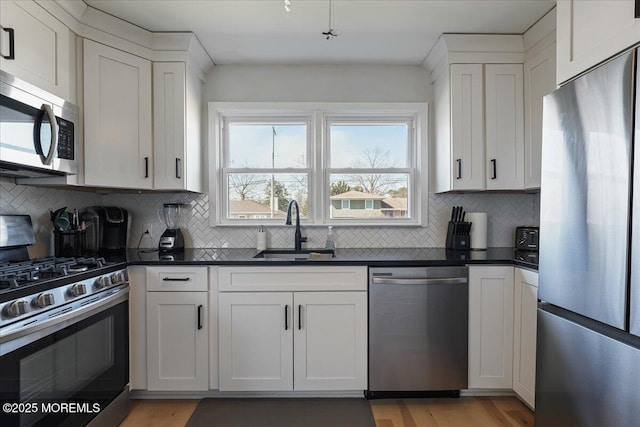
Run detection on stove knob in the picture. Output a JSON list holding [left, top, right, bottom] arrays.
[[35, 293, 55, 308], [68, 283, 87, 297], [95, 276, 111, 289], [110, 272, 126, 284], [6, 300, 29, 317]]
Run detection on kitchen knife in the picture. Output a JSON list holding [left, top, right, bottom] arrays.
[[450, 207, 456, 222]]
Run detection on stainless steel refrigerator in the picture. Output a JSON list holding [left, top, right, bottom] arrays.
[[537, 48, 640, 426]]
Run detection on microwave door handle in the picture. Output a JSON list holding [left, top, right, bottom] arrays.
[[34, 104, 59, 165]]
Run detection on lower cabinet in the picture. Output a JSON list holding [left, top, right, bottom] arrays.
[[146, 267, 209, 391], [513, 267, 538, 408], [468, 265, 515, 389], [219, 291, 367, 391]]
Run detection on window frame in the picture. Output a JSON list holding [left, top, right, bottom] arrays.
[[208, 102, 428, 227], [219, 115, 314, 225], [324, 115, 416, 225]]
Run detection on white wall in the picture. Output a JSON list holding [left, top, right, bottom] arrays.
[[204, 64, 431, 102]]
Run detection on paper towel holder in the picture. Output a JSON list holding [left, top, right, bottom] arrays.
[[467, 212, 487, 251]]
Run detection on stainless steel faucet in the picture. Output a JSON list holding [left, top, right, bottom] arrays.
[[285, 199, 307, 250]]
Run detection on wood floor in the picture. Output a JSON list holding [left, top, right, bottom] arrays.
[[120, 396, 533, 427]]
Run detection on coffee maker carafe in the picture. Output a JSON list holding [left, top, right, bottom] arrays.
[[158, 203, 189, 252]]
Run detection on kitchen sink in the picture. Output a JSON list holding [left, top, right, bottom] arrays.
[[253, 249, 335, 260]]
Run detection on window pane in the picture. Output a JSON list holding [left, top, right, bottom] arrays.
[[227, 123, 307, 168], [329, 173, 409, 219], [329, 123, 409, 168], [227, 173, 308, 219]]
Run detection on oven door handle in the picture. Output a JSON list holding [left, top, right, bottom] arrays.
[[0, 286, 129, 356]]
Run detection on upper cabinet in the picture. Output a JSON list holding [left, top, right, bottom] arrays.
[[426, 35, 526, 192], [0, 1, 71, 100], [83, 39, 153, 189], [523, 9, 556, 190], [557, 1, 640, 85], [485, 64, 525, 190], [153, 62, 204, 192], [425, 22, 556, 193], [11, 2, 213, 192]]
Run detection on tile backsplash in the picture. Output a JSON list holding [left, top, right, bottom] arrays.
[[1, 178, 539, 257]]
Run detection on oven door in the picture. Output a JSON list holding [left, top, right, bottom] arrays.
[[0, 289, 129, 427]]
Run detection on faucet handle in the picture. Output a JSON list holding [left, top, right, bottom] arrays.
[[301, 236, 307, 243]]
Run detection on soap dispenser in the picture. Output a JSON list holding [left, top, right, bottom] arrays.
[[325, 226, 336, 249]]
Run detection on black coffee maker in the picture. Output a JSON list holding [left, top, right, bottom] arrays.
[[81, 207, 129, 252]]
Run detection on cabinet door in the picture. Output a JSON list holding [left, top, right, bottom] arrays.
[[485, 64, 524, 190], [219, 292, 293, 391], [293, 292, 367, 390], [524, 43, 556, 190], [468, 266, 514, 389], [450, 64, 484, 191], [513, 268, 538, 408], [153, 62, 186, 190], [557, 0, 640, 85], [146, 291, 208, 391], [0, 1, 70, 99], [83, 39, 152, 189]]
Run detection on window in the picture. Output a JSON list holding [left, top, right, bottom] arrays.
[[210, 103, 425, 226], [221, 118, 311, 222], [326, 119, 413, 222]]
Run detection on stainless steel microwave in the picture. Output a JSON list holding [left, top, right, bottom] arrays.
[[0, 70, 78, 178]]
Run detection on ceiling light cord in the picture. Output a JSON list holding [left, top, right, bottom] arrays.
[[323, 0, 338, 40]]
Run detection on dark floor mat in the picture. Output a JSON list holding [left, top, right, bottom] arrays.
[[185, 398, 376, 427]]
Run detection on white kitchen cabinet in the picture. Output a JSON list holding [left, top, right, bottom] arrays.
[[218, 292, 294, 391], [293, 292, 367, 390], [523, 41, 555, 189], [513, 267, 538, 408], [468, 265, 514, 389], [432, 63, 524, 192], [144, 266, 209, 391], [557, 0, 640, 85], [484, 64, 524, 190], [0, 0, 70, 99], [218, 266, 367, 392], [153, 62, 203, 192], [83, 38, 152, 189], [146, 291, 208, 391], [218, 290, 367, 392], [448, 64, 485, 191]]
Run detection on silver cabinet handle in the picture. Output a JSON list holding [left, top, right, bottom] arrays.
[[372, 277, 467, 285]]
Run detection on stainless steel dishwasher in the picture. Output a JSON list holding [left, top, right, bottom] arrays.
[[366, 266, 468, 398]]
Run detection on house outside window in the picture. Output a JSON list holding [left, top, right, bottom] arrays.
[[209, 103, 427, 226]]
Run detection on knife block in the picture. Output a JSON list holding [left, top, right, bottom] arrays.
[[446, 221, 471, 250]]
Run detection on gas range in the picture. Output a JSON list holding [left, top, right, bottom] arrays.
[[0, 255, 128, 328]]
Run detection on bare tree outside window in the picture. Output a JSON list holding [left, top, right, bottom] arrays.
[[229, 173, 263, 200], [348, 147, 398, 195]]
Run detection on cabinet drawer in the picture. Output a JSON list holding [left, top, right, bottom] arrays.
[[146, 266, 208, 291], [218, 266, 367, 292]]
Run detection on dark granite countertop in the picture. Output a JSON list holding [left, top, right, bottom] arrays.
[[126, 247, 538, 270]]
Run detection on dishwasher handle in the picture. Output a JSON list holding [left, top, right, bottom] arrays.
[[371, 277, 467, 285]]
